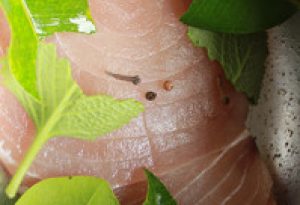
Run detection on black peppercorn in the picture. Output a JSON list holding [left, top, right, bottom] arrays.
[[145, 91, 157, 101]]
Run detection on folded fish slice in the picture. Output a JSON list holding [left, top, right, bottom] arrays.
[[0, 0, 275, 204]]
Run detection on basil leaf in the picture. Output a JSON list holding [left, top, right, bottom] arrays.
[[188, 27, 268, 103], [181, 0, 297, 34], [15, 177, 119, 205], [1, 43, 144, 198], [143, 169, 177, 205], [0, 0, 95, 98]]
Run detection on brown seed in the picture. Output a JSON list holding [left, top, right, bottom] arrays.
[[145, 91, 157, 101], [163, 80, 174, 91]]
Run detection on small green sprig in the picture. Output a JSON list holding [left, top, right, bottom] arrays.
[[1, 43, 144, 198]]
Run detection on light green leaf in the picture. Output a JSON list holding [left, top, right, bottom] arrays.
[[1, 43, 144, 198], [0, 57, 41, 124], [19, 0, 96, 37], [143, 169, 177, 205], [181, 0, 297, 34], [0, 0, 39, 97], [54, 97, 144, 139], [0, 0, 95, 97], [188, 27, 268, 103], [15, 177, 119, 205]]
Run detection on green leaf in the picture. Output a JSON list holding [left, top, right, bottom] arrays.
[[143, 169, 177, 205], [0, 0, 39, 97], [181, 0, 297, 34], [0, 0, 95, 98], [188, 27, 268, 103], [15, 176, 119, 205], [18, 0, 96, 37], [1, 43, 144, 198], [54, 96, 143, 139]]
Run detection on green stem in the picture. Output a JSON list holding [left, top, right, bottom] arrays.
[[5, 132, 47, 198], [5, 84, 78, 198]]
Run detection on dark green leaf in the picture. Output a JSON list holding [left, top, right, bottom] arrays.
[[188, 27, 268, 103], [143, 169, 177, 205], [0, 0, 95, 98], [15, 176, 119, 205], [181, 0, 297, 34]]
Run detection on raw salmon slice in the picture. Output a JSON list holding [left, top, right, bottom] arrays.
[[0, 0, 275, 204]]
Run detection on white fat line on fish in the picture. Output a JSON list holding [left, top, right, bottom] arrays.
[[175, 129, 249, 198], [220, 160, 250, 205], [159, 149, 222, 179], [245, 171, 261, 205], [105, 71, 141, 85], [141, 112, 155, 168], [195, 151, 249, 204]]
